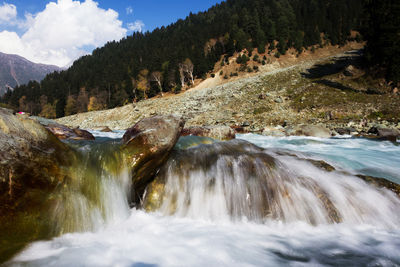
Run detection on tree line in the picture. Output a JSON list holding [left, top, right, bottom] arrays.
[[1, 0, 364, 118]]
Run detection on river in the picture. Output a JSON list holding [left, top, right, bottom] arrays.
[[8, 132, 400, 266]]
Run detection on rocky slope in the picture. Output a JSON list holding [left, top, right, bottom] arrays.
[[0, 52, 61, 95], [57, 46, 400, 137]]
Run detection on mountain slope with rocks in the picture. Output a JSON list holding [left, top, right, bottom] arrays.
[[57, 45, 400, 137]]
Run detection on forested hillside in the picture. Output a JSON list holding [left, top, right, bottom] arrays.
[[1, 0, 364, 118]]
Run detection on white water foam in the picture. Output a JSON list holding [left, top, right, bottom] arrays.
[[8, 134, 400, 266], [10, 210, 400, 266]]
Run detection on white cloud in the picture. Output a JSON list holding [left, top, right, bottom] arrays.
[[126, 6, 133, 15], [127, 20, 144, 32], [0, 2, 17, 23], [0, 0, 127, 67]]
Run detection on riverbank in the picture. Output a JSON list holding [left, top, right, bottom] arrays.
[[57, 45, 400, 137]]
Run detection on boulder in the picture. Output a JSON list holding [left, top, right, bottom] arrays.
[[368, 126, 400, 141], [294, 124, 331, 138], [377, 128, 400, 142], [181, 125, 235, 140], [45, 124, 95, 141], [0, 108, 75, 261], [262, 126, 286, 137], [91, 126, 113, 132], [122, 115, 185, 204], [230, 125, 248, 134], [30, 116, 95, 141]]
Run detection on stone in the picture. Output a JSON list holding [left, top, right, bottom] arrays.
[[262, 126, 286, 137], [181, 126, 235, 141], [343, 65, 356, 76], [45, 124, 95, 141], [0, 108, 76, 261], [258, 94, 267, 100], [377, 128, 400, 142], [91, 126, 113, 132], [274, 97, 283, 103], [122, 115, 185, 204], [295, 124, 331, 138]]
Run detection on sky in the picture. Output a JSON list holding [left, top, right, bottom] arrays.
[[0, 0, 223, 67]]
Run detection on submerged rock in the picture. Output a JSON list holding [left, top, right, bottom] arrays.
[[181, 125, 235, 140], [122, 115, 185, 204], [294, 124, 331, 138], [357, 175, 400, 197], [0, 108, 75, 261], [143, 139, 344, 224]]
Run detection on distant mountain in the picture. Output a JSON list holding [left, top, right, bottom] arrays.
[[0, 52, 61, 95]]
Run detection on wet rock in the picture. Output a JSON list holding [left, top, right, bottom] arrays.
[[368, 126, 400, 141], [0, 108, 75, 261], [91, 126, 113, 132], [294, 124, 331, 138], [335, 127, 357, 135], [45, 124, 95, 141], [181, 126, 235, 141], [122, 115, 185, 204], [377, 128, 400, 142], [231, 126, 248, 134], [357, 175, 400, 197], [262, 126, 286, 137]]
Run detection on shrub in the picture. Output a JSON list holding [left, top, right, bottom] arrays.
[[211, 73, 215, 78]]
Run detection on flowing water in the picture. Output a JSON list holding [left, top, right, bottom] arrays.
[[8, 132, 400, 266]]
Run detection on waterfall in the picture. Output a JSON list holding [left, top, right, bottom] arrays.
[[144, 139, 400, 227], [8, 135, 400, 266], [49, 140, 132, 234]]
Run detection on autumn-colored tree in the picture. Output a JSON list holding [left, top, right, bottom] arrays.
[[77, 88, 89, 113], [137, 69, 150, 99], [64, 95, 77, 116], [88, 96, 106, 111], [39, 95, 48, 108], [39, 101, 57, 119], [18, 96, 27, 112]]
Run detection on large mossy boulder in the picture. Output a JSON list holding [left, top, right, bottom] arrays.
[[122, 115, 185, 204], [0, 108, 75, 262]]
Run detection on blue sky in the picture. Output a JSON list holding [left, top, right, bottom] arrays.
[[4, 0, 224, 34], [0, 0, 223, 66]]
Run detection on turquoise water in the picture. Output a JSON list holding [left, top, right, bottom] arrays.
[[8, 133, 400, 267], [238, 134, 400, 184]]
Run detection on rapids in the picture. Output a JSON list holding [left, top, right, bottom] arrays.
[[8, 132, 400, 266]]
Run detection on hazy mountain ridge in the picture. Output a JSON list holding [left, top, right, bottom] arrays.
[[0, 52, 61, 95]]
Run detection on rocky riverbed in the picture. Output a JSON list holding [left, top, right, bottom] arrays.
[[56, 49, 400, 139]]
